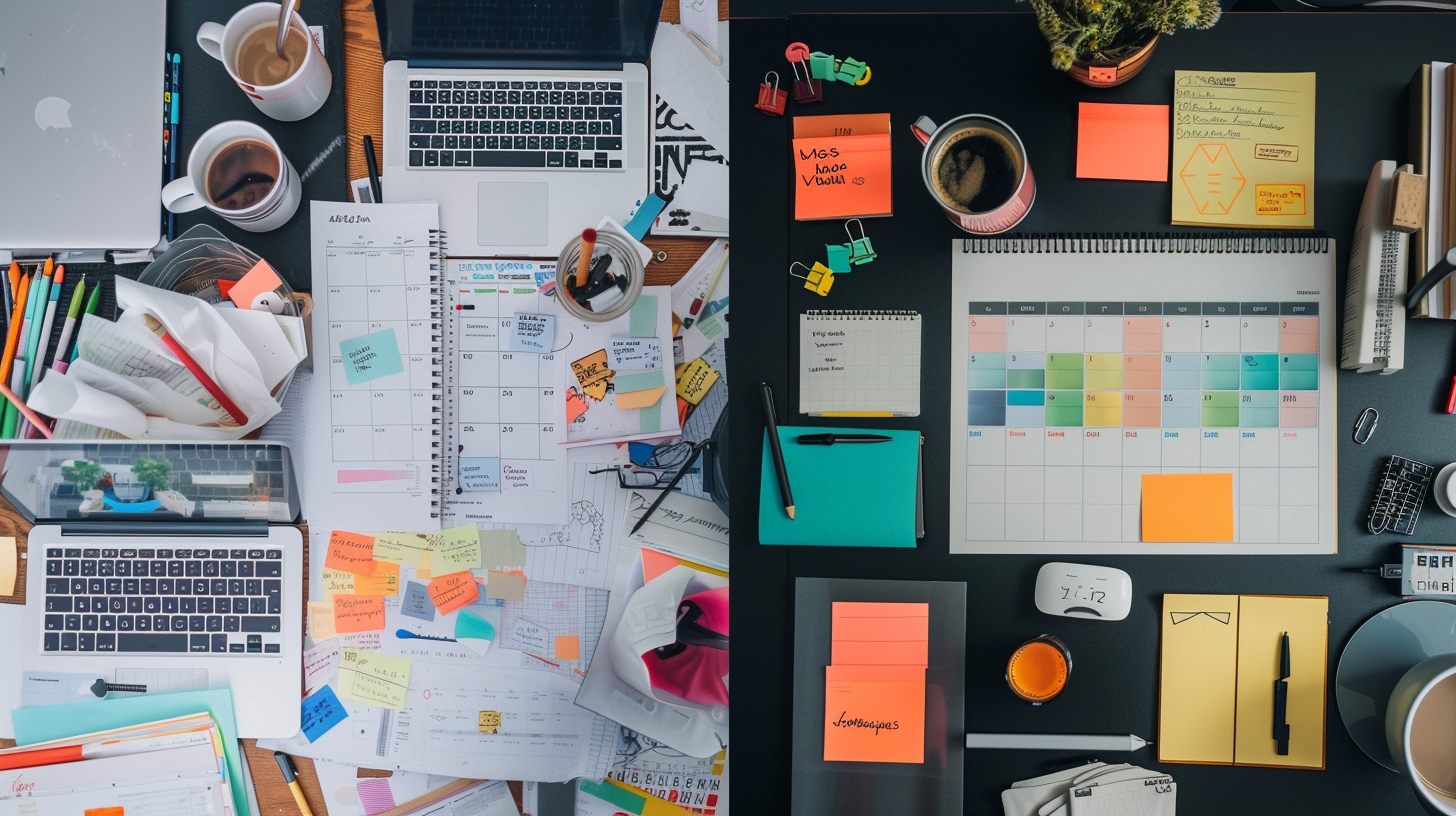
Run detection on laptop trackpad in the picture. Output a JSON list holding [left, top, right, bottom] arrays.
[[479, 183, 548, 246]]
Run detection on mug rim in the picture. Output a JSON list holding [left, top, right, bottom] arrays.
[[189, 121, 289, 216], [1399, 657, 1456, 811], [920, 113, 1031, 217], [216, 2, 317, 92]]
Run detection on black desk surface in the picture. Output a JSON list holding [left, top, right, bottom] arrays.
[[728, 12, 1456, 816]]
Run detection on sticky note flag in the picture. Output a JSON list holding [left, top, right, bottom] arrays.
[[456, 610, 496, 642], [566, 387, 589, 422], [480, 530, 527, 571], [339, 328, 405, 385], [556, 635, 581, 661], [1076, 102, 1170, 182], [676, 358, 719, 405], [609, 337, 663, 369], [823, 664, 927, 763], [629, 294, 658, 337], [614, 370, 663, 393], [309, 601, 337, 640], [338, 649, 411, 710], [487, 569, 527, 601], [510, 313, 555, 353], [400, 581, 435, 621], [458, 457, 501, 492], [352, 561, 400, 596], [301, 684, 348, 742], [571, 349, 613, 401], [372, 532, 430, 567], [617, 386, 666, 410], [1, 535, 17, 596], [320, 568, 356, 596], [427, 571, 479, 614], [325, 530, 378, 576], [228, 259, 284, 310], [431, 525, 482, 573], [304, 638, 341, 690], [333, 594, 386, 633], [1142, 473, 1235, 542]]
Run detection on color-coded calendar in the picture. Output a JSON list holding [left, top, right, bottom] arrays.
[[949, 236, 1337, 554]]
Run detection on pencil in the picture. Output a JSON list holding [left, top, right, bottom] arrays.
[[760, 382, 795, 520], [68, 282, 102, 364], [144, 315, 248, 426], [50, 276, 85, 375], [682, 244, 728, 330], [573, 228, 596, 289], [0, 383, 51, 439]]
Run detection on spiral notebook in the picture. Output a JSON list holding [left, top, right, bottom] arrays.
[[799, 311, 921, 417]]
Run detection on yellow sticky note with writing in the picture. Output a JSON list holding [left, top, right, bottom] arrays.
[[308, 601, 337, 640], [353, 561, 400, 596], [320, 568, 356, 596], [338, 649, 412, 710], [676, 358, 718, 405], [373, 532, 431, 567], [430, 525, 482, 573], [1141, 473, 1234, 542]]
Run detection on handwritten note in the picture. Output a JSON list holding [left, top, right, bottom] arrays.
[[319, 568, 355, 596], [430, 525, 482, 573], [458, 457, 502, 492], [676, 358, 719, 405], [352, 561, 400, 596], [332, 594, 385, 633], [400, 581, 435, 621], [510, 313, 555, 353], [373, 532, 430, 567], [609, 337, 662, 369], [308, 601, 336, 640], [571, 349, 613, 401], [339, 328, 406, 385], [487, 569, 526, 601], [325, 530, 378, 576], [338, 650, 412, 710], [301, 685, 348, 742], [512, 617, 551, 654], [304, 638, 341, 690], [478, 710, 502, 734], [427, 572, 480, 615]]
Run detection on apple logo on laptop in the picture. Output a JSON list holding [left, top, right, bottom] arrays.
[[34, 97, 71, 130]]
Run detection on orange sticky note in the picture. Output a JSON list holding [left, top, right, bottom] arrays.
[[228, 259, 284, 309], [832, 602, 930, 666], [427, 571, 480, 614], [486, 569, 526, 601], [1141, 473, 1235, 542], [793, 114, 893, 220], [823, 664, 926, 763], [1076, 102, 1170, 182], [332, 594, 385, 633], [353, 561, 400, 596], [326, 530, 378, 576], [555, 635, 581, 661]]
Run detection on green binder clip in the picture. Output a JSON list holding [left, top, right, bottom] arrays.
[[809, 51, 837, 81], [845, 219, 876, 265], [836, 57, 868, 85], [825, 243, 852, 274], [790, 261, 836, 296]]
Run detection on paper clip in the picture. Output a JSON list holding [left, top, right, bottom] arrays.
[[809, 51, 837, 81], [789, 59, 822, 105], [855, 65, 873, 86], [789, 261, 835, 296], [845, 219, 877, 265], [825, 243, 852, 274], [836, 57, 868, 85], [755, 71, 787, 116], [1354, 407, 1378, 444], [785, 42, 811, 62]]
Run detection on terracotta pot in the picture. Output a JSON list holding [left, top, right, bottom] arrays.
[[1067, 35, 1159, 88]]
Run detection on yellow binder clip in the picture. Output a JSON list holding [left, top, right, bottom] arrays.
[[790, 261, 836, 296], [845, 219, 877, 265]]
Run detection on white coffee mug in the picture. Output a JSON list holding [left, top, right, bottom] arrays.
[[197, 2, 332, 121], [161, 121, 301, 233], [1387, 653, 1456, 815]]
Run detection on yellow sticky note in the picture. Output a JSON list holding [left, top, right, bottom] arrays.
[[617, 385, 666, 410], [353, 561, 400, 596], [571, 349, 613, 401], [338, 649, 412, 710], [320, 568, 356, 596], [478, 710, 502, 734], [430, 525, 482, 573], [675, 358, 719, 405], [1141, 473, 1234, 542], [1159, 594, 1240, 764], [486, 569, 526, 601], [373, 532, 431, 567], [555, 635, 581, 661], [1232, 595, 1328, 769], [308, 601, 337, 640], [0, 536, 15, 596]]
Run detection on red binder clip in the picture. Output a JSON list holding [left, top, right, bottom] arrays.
[[785, 42, 811, 62], [755, 71, 787, 116], [789, 59, 822, 105]]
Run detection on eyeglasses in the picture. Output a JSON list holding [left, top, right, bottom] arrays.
[[591, 440, 709, 490]]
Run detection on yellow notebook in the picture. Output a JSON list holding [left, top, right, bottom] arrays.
[[1158, 593, 1328, 770]]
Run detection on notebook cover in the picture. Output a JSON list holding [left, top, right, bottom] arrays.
[[757, 426, 919, 547]]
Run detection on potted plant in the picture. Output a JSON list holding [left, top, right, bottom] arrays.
[[132, 458, 195, 515], [1025, 0, 1221, 87], [61, 459, 108, 512]]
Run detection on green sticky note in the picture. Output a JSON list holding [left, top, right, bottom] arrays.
[[580, 779, 645, 814], [480, 530, 527, 570], [614, 370, 663, 393], [339, 328, 405, 385], [639, 395, 662, 433], [456, 609, 496, 640], [629, 295, 658, 337]]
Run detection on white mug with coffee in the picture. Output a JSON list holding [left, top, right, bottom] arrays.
[[197, 2, 332, 121], [1388, 653, 1456, 815], [912, 114, 1036, 235], [162, 120, 301, 233]]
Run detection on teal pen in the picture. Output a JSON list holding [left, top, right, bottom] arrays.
[[68, 283, 102, 364], [20, 264, 52, 398]]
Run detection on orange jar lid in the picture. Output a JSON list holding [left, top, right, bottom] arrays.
[[1007, 638, 1071, 703]]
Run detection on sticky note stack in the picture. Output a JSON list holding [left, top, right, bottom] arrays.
[[822, 601, 928, 764]]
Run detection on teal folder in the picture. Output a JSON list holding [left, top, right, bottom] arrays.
[[758, 426, 922, 547]]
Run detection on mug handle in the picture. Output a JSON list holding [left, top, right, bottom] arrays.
[[162, 176, 207, 213], [197, 22, 227, 61], [911, 116, 938, 146]]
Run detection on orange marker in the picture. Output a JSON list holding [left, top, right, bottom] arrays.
[[0, 269, 32, 386], [573, 228, 597, 289]]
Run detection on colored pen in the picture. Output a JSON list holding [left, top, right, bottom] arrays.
[[1274, 631, 1291, 756], [760, 382, 795, 520], [796, 433, 892, 445], [4, 267, 44, 437], [69, 282, 102, 364], [168, 52, 181, 240], [682, 244, 728, 330], [363, 134, 382, 202], [272, 752, 316, 816], [0, 269, 32, 410], [965, 733, 1152, 752], [50, 276, 86, 375], [20, 265, 61, 436], [21, 260, 53, 394]]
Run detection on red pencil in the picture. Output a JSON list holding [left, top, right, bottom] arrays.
[[143, 316, 248, 426]]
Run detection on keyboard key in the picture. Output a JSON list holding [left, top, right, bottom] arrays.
[[410, 149, 424, 167], [96, 633, 114, 651], [138, 549, 155, 558], [136, 615, 151, 631], [108, 597, 124, 614], [527, 136, 540, 150], [144, 597, 159, 613], [163, 598, 178, 614], [514, 136, 527, 150], [44, 614, 62, 631], [123, 578, 138, 594], [410, 120, 436, 134], [193, 579, 209, 595], [597, 136, 622, 151], [157, 549, 173, 559], [117, 633, 186, 652], [265, 643, 282, 654], [212, 549, 228, 559], [423, 80, 437, 88], [565, 152, 578, 168], [250, 598, 267, 614], [61, 633, 76, 651], [79, 632, 95, 651], [243, 616, 281, 633], [605, 91, 621, 105], [63, 560, 78, 576], [181, 598, 196, 614], [46, 548, 61, 558], [98, 560, 114, 576], [247, 635, 262, 654], [99, 614, 114, 630], [188, 615, 205, 632], [64, 548, 81, 558], [46, 596, 71, 612], [152, 614, 168, 631], [88, 578, 104, 595], [452, 90, 465, 104], [115, 561, 130, 577], [445, 134, 459, 150], [472, 151, 546, 168], [474, 106, 488, 119], [230, 549, 246, 559], [46, 560, 61, 576], [132, 561, 149, 577], [239, 562, 254, 577], [268, 594, 281, 614], [175, 549, 193, 559], [74, 597, 90, 612], [454, 80, 466, 89], [207, 616, 223, 632], [567, 81, 580, 90], [167, 561, 183, 577], [216, 598, 230, 614], [118, 615, 133, 631], [106, 579, 121, 594], [554, 81, 567, 90], [211, 579, 227, 596], [83, 548, 99, 558], [70, 578, 86, 594], [47, 578, 68, 595], [126, 596, 142, 613], [82, 614, 97, 630], [455, 150, 471, 166], [582, 137, 594, 151], [44, 633, 58, 651], [225, 616, 240, 632], [203, 561, 218, 577], [473, 135, 486, 150], [451, 120, 464, 134], [410, 90, 423, 103], [468, 80, 481, 89], [159, 578, 174, 594], [221, 562, 237, 577], [190, 634, 209, 653]]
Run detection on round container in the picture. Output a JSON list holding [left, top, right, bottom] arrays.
[[1007, 635, 1072, 704], [910, 114, 1036, 235], [555, 230, 644, 322]]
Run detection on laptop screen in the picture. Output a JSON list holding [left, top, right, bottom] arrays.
[[375, 0, 664, 67]]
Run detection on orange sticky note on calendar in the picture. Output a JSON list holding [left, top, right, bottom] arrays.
[[333, 594, 385, 633], [823, 664, 926, 763], [427, 571, 479, 614], [1141, 473, 1235, 542], [326, 530, 378, 576]]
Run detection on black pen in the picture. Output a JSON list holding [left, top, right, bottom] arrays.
[[761, 383, 795, 520], [1273, 631, 1290, 755], [629, 441, 708, 535], [363, 135, 382, 203], [797, 433, 892, 445]]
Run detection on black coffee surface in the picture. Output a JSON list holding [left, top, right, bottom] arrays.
[[936, 133, 1018, 213], [206, 140, 279, 210]]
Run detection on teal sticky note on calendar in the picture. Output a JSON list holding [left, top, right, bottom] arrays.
[[458, 456, 501, 491], [339, 328, 404, 385]]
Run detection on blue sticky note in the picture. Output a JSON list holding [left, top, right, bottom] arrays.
[[339, 328, 405, 385], [624, 193, 668, 239], [301, 685, 348, 742], [629, 295, 658, 338], [509, 313, 555, 353], [401, 580, 435, 621], [458, 456, 501, 491]]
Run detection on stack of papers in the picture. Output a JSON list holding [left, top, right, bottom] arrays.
[[823, 602, 927, 763], [1003, 762, 1176, 816]]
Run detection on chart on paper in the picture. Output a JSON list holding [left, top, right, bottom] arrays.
[[949, 237, 1337, 555]]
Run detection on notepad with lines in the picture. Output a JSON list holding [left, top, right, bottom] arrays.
[[799, 311, 921, 416]]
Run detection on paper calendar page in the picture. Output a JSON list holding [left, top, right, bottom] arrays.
[[949, 237, 1337, 555]]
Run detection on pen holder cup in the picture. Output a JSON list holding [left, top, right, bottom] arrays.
[[555, 230, 644, 323]]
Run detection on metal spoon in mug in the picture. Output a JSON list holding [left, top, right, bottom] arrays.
[[276, 0, 299, 57]]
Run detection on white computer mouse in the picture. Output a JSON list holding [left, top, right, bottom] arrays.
[[1034, 562, 1133, 621]]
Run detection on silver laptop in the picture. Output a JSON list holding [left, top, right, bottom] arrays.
[[377, 0, 663, 256], [0, 0, 166, 253], [15, 442, 304, 738]]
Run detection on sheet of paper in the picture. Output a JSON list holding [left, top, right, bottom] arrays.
[[651, 22, 728, 161], [509, 312, 555, 353], [428, 572, 480, 614], [401, 581, 435, 621], [1231, 595, 1328, 769], [831, 602, 930, 667], [823, 664, 926, 763], [326, 531, 379, 576], [1171, 71, 1316, 228], [302, 684, 349, 742], [314, 760, 367, 816], [305, 638, 342, 691], [1142, 474, 1235, 542], [511, 617, 551, 654], [560, 286, 679, 446], [339, 328, 406, 385], [431, 525, 482, 573], [216, 308, 307, 391], [333, 595, 386, 633], [373, 532, 431, 567], [610, 337, 663, 369], [310, 600, 338, 640], [487, 570, 527, 601], [1076, 102, 1170, 182], [1159, 593, 1240, 764], [604, 722, 730, 814], [625, 490, 729, 554], [353, 561, 400, 596], [677, 0, 718, 50], [337, 650, 412, 710]]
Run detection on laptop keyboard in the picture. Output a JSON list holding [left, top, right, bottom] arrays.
[[42, 547, 284, 655], [407, 79, 625, 170]]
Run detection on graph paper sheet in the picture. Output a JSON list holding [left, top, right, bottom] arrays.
[[798, 311, 922, 416], [949, 236, 1337, 555]]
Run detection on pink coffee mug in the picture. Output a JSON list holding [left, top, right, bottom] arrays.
[[912, 114, 1035, 235]]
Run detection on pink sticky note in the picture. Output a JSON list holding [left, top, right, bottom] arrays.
[[228, 260, 284, 310]]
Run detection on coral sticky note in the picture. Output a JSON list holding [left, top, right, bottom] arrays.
[[1076, 102, 1170, 182], [332, 594, 386, 633], [793, 114, 893, 220], [1142, 473, 1235, 542], [555, 635, 581, 661], [571, 349, 613, 401], [325, 530, 378, 576], [486, 570, 527, 601], [427, 572, 479, 614], [566, 387, 589, 422], [228, 259, 284, 310], [352, 561, 400, 596], [823, 664, 926, 763]]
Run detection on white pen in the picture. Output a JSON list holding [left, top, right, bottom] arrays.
[[965, 733, 1152, 752]]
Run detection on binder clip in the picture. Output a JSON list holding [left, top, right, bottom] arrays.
[[836, 57, 868, 85], [855, 65, 873, 86], [809, 51, 838, 81], [790, 261, 836, 296], [755, 71, 787, 116], [785, 42, 811, 62], [789, 58, 822, 105], [845, 219, 877, 265], [825, 243, 852, 274]]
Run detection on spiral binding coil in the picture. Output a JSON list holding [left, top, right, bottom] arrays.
[[429, 229, 447, 518], [960, 232, 1331, 255], [803, 309, 921, 319]]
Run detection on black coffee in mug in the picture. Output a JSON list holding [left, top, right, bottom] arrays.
[[932, 128, 1024, 214], [206, 139, 279, 210]]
